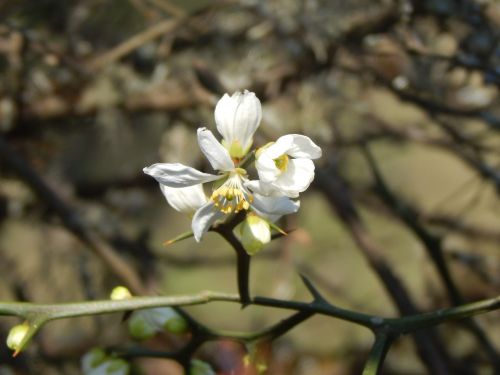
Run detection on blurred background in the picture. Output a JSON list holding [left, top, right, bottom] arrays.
[[0, 0, 499, 374]]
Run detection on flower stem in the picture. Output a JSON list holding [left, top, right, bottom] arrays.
[[213, 213, 252, 306], [234, 242, 251, 306]]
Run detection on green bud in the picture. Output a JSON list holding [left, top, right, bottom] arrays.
[[6, 322, 30, 355], [81, 348, 110, 374], [164, 316, 189, 334], [239, 215, 271, 256], [110, 286, 132, 300], [106, 359, 130, 375], [127, 313, 156, 340], [87, 348, 108, 368], [190, 360, 215, 375]]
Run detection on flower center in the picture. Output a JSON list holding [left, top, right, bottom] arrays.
[[274, 154, 289, 172], [210, 170, 253, 214]]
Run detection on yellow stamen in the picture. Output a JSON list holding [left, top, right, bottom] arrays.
[[210, 173, 252, 214], [274, 154, 289, 172]]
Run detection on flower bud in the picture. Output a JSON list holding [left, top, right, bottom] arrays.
[[105, 359, 130, 375], [128, 307, 188, 340], [81, 349, 130, 375], [127, 312, 157, 340], [239, 214, 271, 255], [190, 360, 216, 375], [6, 322, 30, 353], [110, 286, 132, 300], [164, 316, 189, 334], [81, 348, 108, 372]]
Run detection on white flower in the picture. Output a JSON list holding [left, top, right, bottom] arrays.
[[144, 127, 299, 241], [255, 134, 322, 198], [215, 90, 262, 158]]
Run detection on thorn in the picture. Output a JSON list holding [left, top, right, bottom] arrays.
[[299, 274, 325, 302]]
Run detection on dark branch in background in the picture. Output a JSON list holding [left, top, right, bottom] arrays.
[[314, 160, 455, 374], [361, 145, 500, 370], [0, 135, 145, 295]]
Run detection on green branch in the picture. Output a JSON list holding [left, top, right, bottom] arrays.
[[1, 291, 498, 333], [362, 333, 393, 375]]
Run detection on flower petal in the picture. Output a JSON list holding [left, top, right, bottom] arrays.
[[245, 180, 282, 197], [261, 135, 294, 159], [192, 201, 225, 241], [143, 163, 220, 188], [215, 90, 262, 153], [197, 128, 234, 171], [159, 184, 207, 214], [214, 93, 235, 142], [255, 154, 281, 183], [272, 158, 315, 197], [286, 134, 322, 159], [251, 193, 300, 216]]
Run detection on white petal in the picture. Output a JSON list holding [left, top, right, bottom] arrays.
[[245, 180, 282, 197], [160, 184, 207, 214], [261, 135, 294, 159], [192, 201, 224, 241], [255, 154, 281, 183], [197, 128, 234, 171], [214, 93, 236, 142], [215, 90, 262, 151], [272, 158, 315, 197], [251, 193, 300, 216], [143, 163, 220, 188], [286, 134, 322, 159]]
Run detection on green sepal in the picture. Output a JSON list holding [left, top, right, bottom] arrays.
[[163, 231, 194, 246]]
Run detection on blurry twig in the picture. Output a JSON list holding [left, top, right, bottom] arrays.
[[86, 18, 183, 71], [361, 145, 500, 370], [86, 1, 228, 71], [0, 135, 145, 295], [314, 161, 455, 374]]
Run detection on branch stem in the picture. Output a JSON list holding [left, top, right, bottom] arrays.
[[362, 333, 393, 375]]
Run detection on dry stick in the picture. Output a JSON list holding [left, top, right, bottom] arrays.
[[0, 135, 145, 295], [146, 0, 187, 18], [86, 18, 183, 71], [314, 166, 454, 374], [361, 146, 500, 370], [86, 0, 227, 72]]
